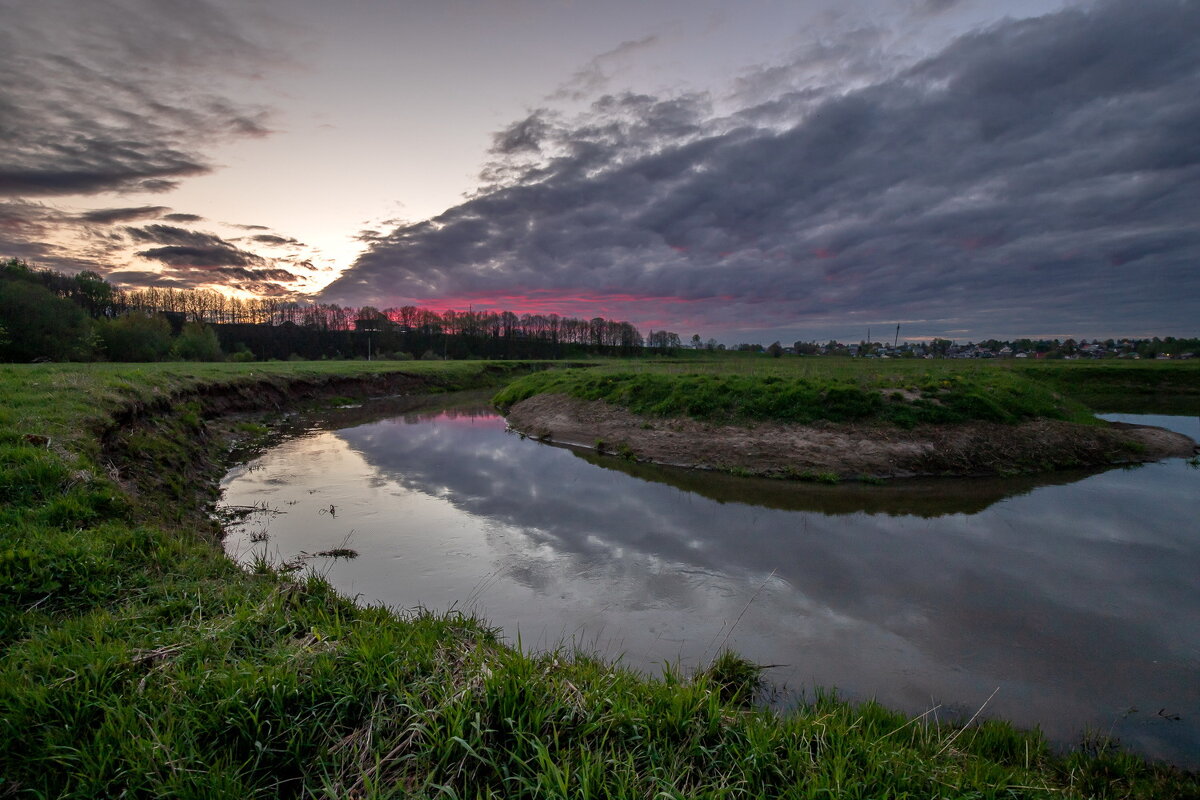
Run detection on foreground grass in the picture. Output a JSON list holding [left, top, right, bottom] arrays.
[[2, 361, 1197, 798]]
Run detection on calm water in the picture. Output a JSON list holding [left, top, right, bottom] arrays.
[[221, 394, 1200, 766]]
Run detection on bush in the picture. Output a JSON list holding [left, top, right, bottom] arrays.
[[229, 343, 255, 362], [174, 322, 223, 361], [97, 313, 172, 362]]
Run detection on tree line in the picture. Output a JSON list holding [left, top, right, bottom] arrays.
[[0, 259, 656, 362]]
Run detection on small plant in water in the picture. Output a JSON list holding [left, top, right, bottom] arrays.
[[799, 470, 840, 484], [699, 650, 765, 706], [313, 547, 358, 559]]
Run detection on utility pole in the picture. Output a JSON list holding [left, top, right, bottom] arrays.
[[895, 324, 900, 348], [358, 318, 381, 361]]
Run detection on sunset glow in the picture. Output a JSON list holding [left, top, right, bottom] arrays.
[[2, 0, 1197, 343]]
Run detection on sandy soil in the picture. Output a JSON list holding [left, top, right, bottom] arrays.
[[505, 394, 1198, 479]]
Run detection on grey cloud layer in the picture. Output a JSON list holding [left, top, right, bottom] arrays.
[[0, 0, 301, 291], [123, 224, 303, 290], [0, 0, 272, 197], [0, 198, 300, 293], [324, 0, 1200, 337], [77, 206, 172, 225]]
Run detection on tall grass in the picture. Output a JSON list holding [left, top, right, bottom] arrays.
[[0, 361, 1195, 797]]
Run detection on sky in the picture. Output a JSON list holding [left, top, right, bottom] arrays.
[[2, 0, 1197, 344]]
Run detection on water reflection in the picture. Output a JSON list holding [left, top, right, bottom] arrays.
[[570, 450, 1115, 517], [221, 399, 1200, 767]]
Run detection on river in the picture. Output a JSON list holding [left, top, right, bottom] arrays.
[[220, 392, 1199, 767]]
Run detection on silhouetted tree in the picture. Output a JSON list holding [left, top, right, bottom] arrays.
[[0, 280, 94, 361]]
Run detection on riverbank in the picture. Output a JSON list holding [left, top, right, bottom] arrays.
[[495, 364, 1198, 479], [1, 362, 1196, 797], [504, 393, 1196, 479]]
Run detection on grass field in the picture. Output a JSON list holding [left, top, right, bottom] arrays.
[[1, 359, 1197, 798], [496, 355, 1200, 425], [1012, 360, 1200, 413]]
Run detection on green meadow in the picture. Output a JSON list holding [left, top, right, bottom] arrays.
[[494, 359, 1099, 428], [1, 358, 1197, 798], [496, 354, 1200, 422]]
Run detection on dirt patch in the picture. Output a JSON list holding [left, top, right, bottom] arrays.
[[505, 394, 1198, 480]]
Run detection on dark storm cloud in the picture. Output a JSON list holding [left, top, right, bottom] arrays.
[[77, 206, 171, 225], [136, 245, 265, 269], [105, 265, 300, 296], [323, 0, 1200, 337], [490, 113, 553, 156], [110, 222, 309, 293], [125, 224, 235, 249], [475, 90, 712, 190], [0, 199, 293, 288], [249, 234, 301, 246], [730, 23, 897, 116], [163, 213, 204, 223], [0, 0, 276, 198], [127, 223, 278, 272]]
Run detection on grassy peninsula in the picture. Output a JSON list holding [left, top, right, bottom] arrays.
[[492, 360, 1100, 427], [495, 356, 1200, 422], [1, 360, 1197, 798], [494, 358, 1198, 480]]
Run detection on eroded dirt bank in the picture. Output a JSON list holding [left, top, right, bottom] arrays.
[[505, 393, 1198, 479], [100, 366, 534, 531]]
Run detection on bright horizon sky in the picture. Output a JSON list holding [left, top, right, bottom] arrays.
[[2, 0, 1197, 343]]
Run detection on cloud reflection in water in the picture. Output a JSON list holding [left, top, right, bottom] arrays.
[[221, 401, 1200, 766]]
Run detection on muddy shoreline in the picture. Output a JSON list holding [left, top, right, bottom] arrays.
[[505, 393, 1198, 479], [100, 366, 540, 532]]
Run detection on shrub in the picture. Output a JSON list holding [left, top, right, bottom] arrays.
[[174, 321, 223, 361], [97, 313, 172, 362]]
